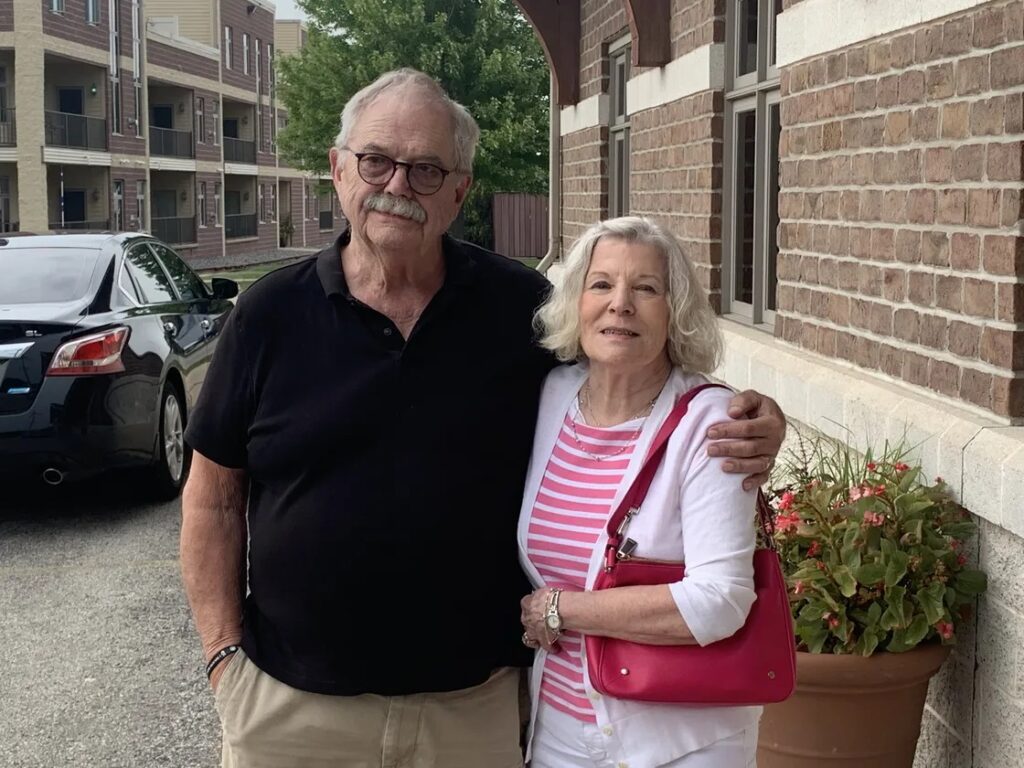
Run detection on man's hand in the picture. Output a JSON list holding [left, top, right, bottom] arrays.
[[706, 390, 786, 491]]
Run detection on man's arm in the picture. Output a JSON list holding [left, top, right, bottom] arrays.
[[706, 390, 787, 491], [180, 451, 248, 690]]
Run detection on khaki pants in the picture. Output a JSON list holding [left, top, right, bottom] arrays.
[[214, 649, 524, 768]]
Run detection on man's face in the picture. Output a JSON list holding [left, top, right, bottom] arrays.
[[329, 89, 472, 254]]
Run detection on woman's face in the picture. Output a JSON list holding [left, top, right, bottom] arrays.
[[578, 237, 671, 371]]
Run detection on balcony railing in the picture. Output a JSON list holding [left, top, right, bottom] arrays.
[[152, 216, 197, 245], [149, 126, 194, 158], [48, 219, 111, 231], [225, 212, 257, 239], [224, 136, 256, 164], [44, 111, 107, 150], [0, 221, 19, 233], [0, 109, 15, 146], [319, 210, 333, 231]]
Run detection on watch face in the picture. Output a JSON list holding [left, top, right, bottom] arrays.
[[545, 614, 561, 631]]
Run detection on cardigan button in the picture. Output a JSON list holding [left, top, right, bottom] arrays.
[[602, 726, 613, 736]]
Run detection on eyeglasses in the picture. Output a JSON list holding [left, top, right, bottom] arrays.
[[349, 151, 452, 196]]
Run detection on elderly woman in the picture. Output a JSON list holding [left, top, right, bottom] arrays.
[[518, 217, 760, 768]]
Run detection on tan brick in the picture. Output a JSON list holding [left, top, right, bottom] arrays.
[[941, 102, 970, 139], [953, 144, 986, 181], [981, 327, 1017, 367], [909, 271, 935, 307], [874, 152, 898, 184], [836, 331, 857, 363], [968, 189, 1002, 228], [850, 155, 873, 185], [988, 142, 1023, 182], [1003, 189, 1022, 227], [817, 326, 838, 357], [877, 75, 900, 109], [822, 121, 843, 151], [894, 308, 920, 343], [841, 190, 861, 219], [868, 41, 892, 73], [951, 232, 981, 271], [828, 226, 850, 256], [971, 97, 1005, 136], [974, 6, 1007, 48], [982, 235, 1024, 276], [1010, 1, 1024, 42], [827, 293, 851, 325], [854, 336, 881, 370], [879, 344, 904, 378], [838, 260, 860, 291], [905, 350, 930, 386], [924, 148, 953, 183], [992, 377, 1024, 418], [908, 189, 937, 225], [936, 274, 964, 312], [920, 313, 949, 349], [869, 303, 893, 335], [896, 230, 923, 264], [854, 81, 877, 111], [949, 321, 981, 358], [960, 368, 993, 411], [899, 70, 926, 104], [964, 278, 996, 318], [849, 227, 871, 259], [858, 265, 883, 297], [861, 190, 883, 221], [916, 26, 943, 64], [937, 189, 967, 225], [891, 33, 916, 67], [1006, 92, 1024, 134], [929, 360, 960, 398], [926, 63, 955, 99], [847, 47, 867, 77], [808, 58, 828, 88], [883, 268, 906, 302], [943, 16, 974, 56], [826, 53, 848, 83], [956, 55, 991, 95], [882, 190, 908, 223], [910, 107, 939, 142], [870, 228, 895, 261], [991, 47, 1024, 89]]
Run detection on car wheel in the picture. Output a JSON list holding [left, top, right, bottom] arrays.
[[150, 382, 192, 499]]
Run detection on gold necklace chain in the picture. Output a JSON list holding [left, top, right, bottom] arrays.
[[570, 382, 657, 462]]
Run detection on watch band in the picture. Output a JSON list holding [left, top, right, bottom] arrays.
[[544, 587, 563, 642]]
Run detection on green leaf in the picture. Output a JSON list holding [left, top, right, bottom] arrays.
[[853, 630, 880, 657], [833, 566, 858, 598], [888, 614, 930, 652], [954, 569, 988, 596], [917, 582, 946, 624], [867, 602, 882, 625], [855, 562, 886, 587], [885, 551, 910, 586]]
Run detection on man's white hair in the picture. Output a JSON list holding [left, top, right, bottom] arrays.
[[333, 68, 480, 173], [534, 216, 723, 374]]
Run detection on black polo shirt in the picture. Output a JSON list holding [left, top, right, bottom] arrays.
[[185, 231, 555, 695]]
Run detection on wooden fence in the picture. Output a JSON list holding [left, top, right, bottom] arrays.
[[492, 193, 548, 260]]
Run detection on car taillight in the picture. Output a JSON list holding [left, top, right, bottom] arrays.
[[47, 327, 129, 376]]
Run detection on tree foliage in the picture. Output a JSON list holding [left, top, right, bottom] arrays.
[[276, 0, 550, 246]]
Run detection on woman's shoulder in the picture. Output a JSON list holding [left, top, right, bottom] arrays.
[[541, 363, 585, 393], [671, 371, 735, 428]]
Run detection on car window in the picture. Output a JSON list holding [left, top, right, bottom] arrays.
[[0, 247, 99, 304], [124, 244, 177, 304], [149, 242, 208, 301], [117, 261, 142, 304]]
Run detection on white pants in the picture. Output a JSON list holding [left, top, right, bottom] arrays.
[[529, 701, 758, 768]]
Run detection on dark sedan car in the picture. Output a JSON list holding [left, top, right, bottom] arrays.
[[0, 233, 238, 497]]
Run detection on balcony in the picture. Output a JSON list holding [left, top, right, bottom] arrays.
[[0, 109, 15, 146], [152, 216, 197, 245], [49, 219, 110, 231], [0, 221, 19, 233], [44, 111, 107, 151], [225, 213, 257, 239], [224, 137, 256, 164], [149, 126, 194, 158], [319, 210, 333, 231]]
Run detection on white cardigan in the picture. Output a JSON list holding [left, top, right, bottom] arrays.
[[517, 364, 761, 768]]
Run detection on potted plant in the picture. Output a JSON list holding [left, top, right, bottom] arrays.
[[757, 433, 987, 767]]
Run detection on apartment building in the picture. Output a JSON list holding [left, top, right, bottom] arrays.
[[516, 1, 1022, 765], [0, 0, 339, 263]]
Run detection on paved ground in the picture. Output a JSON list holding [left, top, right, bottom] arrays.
[[0, 476, 219, 768]]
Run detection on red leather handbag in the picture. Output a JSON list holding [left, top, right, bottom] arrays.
[[584, 384, 797, 705]]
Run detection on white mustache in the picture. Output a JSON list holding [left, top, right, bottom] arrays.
[[363, 193, 427, 223]]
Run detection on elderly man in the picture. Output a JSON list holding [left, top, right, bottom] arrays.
[[181, 68, 785, 768]]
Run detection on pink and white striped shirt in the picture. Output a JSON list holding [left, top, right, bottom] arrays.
[[524, 406, 645, 723]]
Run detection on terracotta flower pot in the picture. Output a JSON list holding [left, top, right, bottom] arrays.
[[757, 643, 951, 767]]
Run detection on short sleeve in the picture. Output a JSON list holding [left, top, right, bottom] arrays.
[[184, 303, 254, 469]]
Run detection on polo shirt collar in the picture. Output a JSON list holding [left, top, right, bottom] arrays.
[[316, 228, 477, 299]]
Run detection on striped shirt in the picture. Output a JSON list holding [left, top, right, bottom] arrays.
[[524, 405, 645, 723]]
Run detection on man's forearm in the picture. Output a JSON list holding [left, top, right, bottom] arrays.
[[180, 456, 248, 660]]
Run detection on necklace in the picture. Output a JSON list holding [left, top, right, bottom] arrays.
[[570, 381, 658, 462]]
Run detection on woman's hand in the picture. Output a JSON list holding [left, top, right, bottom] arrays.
[[707, 390, 787, 490], [521, 588, 560, 652]]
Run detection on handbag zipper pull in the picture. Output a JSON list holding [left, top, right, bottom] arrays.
[[616, 538, 638, 560]]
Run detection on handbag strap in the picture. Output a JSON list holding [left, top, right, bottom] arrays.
[[602, 383, 777, 572]]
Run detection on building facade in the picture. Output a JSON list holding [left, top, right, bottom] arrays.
[[0, 0, 339, 264], [516, 0, 1024, 765]]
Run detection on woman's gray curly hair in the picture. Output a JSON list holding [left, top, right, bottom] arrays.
[[333, 68, 480, 173], [534, 216, 722, 374]]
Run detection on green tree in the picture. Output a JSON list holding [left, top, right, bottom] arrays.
[[276, 0, 549, 247]]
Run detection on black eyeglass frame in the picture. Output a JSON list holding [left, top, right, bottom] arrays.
[[347, 150, 454, 196]]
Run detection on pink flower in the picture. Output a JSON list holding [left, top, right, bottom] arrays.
[[935, 476, 944, 484], [794, 580, 805, 595], [950, 539, 962, 551], [822, 612, 840, 629], [867, 462, 877, 471], [815, 560, 827, 572], [863, 511, 886, 527], [935, 621, 954, 640], [778, 491, 796, 511], [875, 484, 887, 495], [895, 462, 910, 472], [957, 553, 967, 567], [776, 512, 800, 533], [807, 540, 821, 557]]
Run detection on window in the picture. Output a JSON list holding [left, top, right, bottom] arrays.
[[198, 181, 207, 227], [258, 184, 265, 223], [724, 0, 781, 326], [110, 0, 121, 61], [86, 0, 99, 23], [255, 38, 262, 92], [110, 76, 122, 134], [212, 99, 220, 145], [133, 80, 142, 138], [124, 244, 176, 304], [0, 177, 10, 232], [113, 180, 124, 231], [213, 182, 221, 226], [268, 44, 275, 95], [196, 97, 205, 143], [118, 259, 141, 304], [50, 0, 64, 12], [269, 185, 276, 221], [131, 0, 140, 76], [242, 34, 250, 75], [608, 40, 631, 218], [270, 107, 277, 153], [149, 242, 206, 300], [136, 179, 146, 231], [223, 26, 233, 70]]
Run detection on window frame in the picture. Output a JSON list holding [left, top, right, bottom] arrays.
[[607, 36, 631, 219], [196, 96, 205, 144], [242, 33, 250, 75], [85, 0, 99, 24], [224, 26, 233, 70], [198, 181, 207, 228]]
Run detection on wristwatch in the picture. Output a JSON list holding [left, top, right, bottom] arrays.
[[544, 587, 564, 640]]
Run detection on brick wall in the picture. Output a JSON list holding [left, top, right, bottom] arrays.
[[561, 126, 607, 249], [630, 90, 724, 309], [669, 0, 724, 59], [219, 0, 273, 93], [580, 0, 628, 100], [195, 89, 221, 161], [146, 40, 219, 82], [775, 0, 1024, 418], [256, 103, 274, 164], [43, 0, 107, 51], [178, 172, 224, 265], [0, 0, 13, 32], [110, 168, 146, 231], [108, 78, 145, 155]]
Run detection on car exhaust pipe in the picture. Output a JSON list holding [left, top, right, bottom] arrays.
[[42, 468, 65, 486]]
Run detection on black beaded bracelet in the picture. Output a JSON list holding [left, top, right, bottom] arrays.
[[205, 645, 240, 679]]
